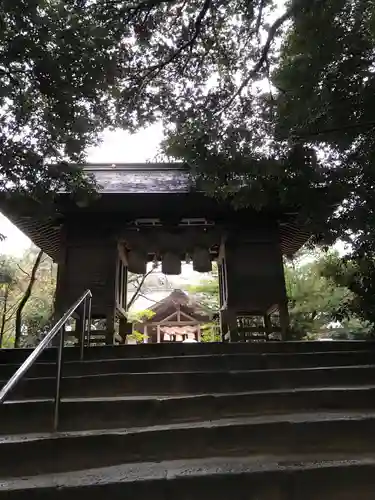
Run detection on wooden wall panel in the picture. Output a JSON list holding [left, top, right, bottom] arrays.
[[55, 228, 117, 316], [223, 225, 287, 313]]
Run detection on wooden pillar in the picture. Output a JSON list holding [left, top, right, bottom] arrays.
[[263, 314, 272, 340], [157, 324, 161, 343], [227, 310, 239, 342], [74, 315, 83, 346], [118, 316, 128, 344], [279, 300, 290, 341], [54, 225, 68, 319], [105, 242, 118, 345], [122, 262, 128, 312], [217, 253, 228, 342], [144, 325, 148, 343], [220, 310, 229, 342], [220, 223, 289, 343], [196, 324, 201, 342], [52, 236, 68, 348], [106, 311, 115, 345]]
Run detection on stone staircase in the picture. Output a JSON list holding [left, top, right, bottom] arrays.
[[1, 341, 375, 498]]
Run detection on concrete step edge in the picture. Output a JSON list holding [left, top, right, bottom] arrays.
[[2, 453, 375, 491], [6, 384, 375, 405], [5, 363, 375, 383], [2, 410, 375, 443], [3, 349, 375, 369], [1, 341, 375, 359]]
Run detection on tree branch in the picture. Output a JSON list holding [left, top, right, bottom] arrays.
[[16, 264, 30, 278], [219, 6, 293, 112], [255, 0, 265, 40], [140, 0, 212, 80], [291, 119, 375, 140], [137, 291, 160, 304], [127, 265, 158, 310]]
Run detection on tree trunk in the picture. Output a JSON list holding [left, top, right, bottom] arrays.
[[14, 250, 43, 348], [0, 285, 9, 348]]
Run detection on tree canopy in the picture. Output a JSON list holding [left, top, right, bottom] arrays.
[[285, 254, 371, 340], [274, 0, 375, 249], [0, 0, 327, 206], [1, 0, 374, 234], [2, 0, 375, 314]]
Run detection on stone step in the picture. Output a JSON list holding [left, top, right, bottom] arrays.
[[1, 340, 374, 365], [2, 350, 374, 379], [3, 385, 375, 435], [2, 454, 375, 500], [1, 412, 375, 478], [5, 364, 375, 400]]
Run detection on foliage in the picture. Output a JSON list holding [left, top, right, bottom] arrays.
[[128, 309, 155, 323], [125, 0, 375, 258], [14, 249, 43, 347], [2, 0, 374, 249], [1, 0, 368, 254], [0, 0, 322, 208], [285, 257, 346, 339], [318, 253, 375, 334], [185, 264, 219, 311], [2, 0, 375, 340], [274, 0, 375, 249], [285, 252, 372, 339], [0, 247, 56, 347], [269, 0, 375, 334], [185, 265, 221, 341], [0, 0, 124, 199], [201, 321, 221, 342], [127, 308, 155, 343]]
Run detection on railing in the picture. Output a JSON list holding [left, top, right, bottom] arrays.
[[0, 290, 92, 430]]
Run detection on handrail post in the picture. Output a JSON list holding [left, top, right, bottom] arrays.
[[53, 326, 65, 431], [80, 298, 87, 361], [0, 289, 92, 408], [86, 294, 92, 349]]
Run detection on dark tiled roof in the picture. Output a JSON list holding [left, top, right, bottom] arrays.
[[1, 164, 311, 261], [84, 163, 191, 193], [144, 289, 212, 322]]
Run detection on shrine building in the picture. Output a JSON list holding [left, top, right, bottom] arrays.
[[0, 163, 310, 343], [133, 289, 213, 343]]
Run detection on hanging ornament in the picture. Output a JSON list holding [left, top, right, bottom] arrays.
[[162, 252, 181, 275], [193, 247, 212, 273], [127, 250, 147, 275]]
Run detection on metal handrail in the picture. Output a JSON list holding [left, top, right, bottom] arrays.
[[0, 289, 92, 430]]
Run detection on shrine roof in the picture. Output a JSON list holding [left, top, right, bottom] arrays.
[[135, 289, 213, 324], [0, 163, 312, 262], [84, 163, 191, 193]]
